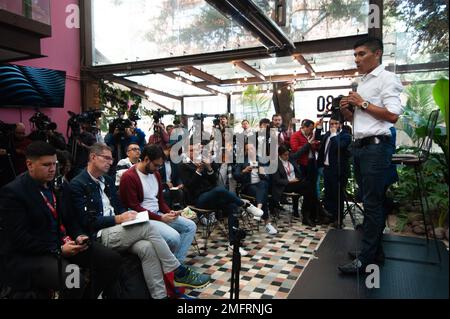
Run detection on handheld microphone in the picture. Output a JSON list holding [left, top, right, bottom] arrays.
[[351, 81, 358, 92]]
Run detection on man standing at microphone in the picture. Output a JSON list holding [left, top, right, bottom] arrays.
[[338, 37, 404, 274]]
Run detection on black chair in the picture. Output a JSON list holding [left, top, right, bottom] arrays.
[[188, 206, 228, 252], [282, 192, 302, 226], [390, 109, 441, 263]]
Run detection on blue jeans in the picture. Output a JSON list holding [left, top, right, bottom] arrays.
[[196, 186, 244, 243], [243, 180, 269, 220], [150, 214, 197, 263], [353, 141, 392, 265]]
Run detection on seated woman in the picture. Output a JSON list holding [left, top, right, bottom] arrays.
[[233, 143, 277, 235], [271, 145, 320, 227]]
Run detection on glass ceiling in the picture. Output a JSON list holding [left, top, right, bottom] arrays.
[[92, 0, 260, 65], [255, 0, 369, 42], [245, 56, 309, 77], [193, 62, 253, 81], [92, 0, 369, 66], [126, 74, 211, 97]]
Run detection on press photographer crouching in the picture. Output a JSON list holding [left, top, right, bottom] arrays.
[[0, 141, 122, 299]]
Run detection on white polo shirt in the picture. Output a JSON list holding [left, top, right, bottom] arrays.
[[353, 64, 404, 139]]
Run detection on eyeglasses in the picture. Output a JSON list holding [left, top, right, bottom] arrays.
[[97, 154, 114, 162], [128, 147, 141, 152], [151, 161, 163, 169]]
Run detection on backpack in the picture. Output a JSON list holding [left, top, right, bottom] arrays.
[[103, 253, 185, 299]]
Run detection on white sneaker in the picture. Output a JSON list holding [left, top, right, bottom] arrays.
[[265, 223, 278, 235], [246, 204, 264, 218], [228, 244, 248, 256]]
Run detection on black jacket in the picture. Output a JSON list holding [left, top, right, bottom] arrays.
[[271, 159, 303, 203], [0, 173, 84, 289], [316, 130, 351, 174], [159, 160, 182, 188], [178, 162, 217, 205], [233, 160, 270, 191]]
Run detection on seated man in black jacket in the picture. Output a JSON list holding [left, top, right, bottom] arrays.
[[0, 141, 122, 299], [272, 145, 320, 227], [178, 144, 263, 256]]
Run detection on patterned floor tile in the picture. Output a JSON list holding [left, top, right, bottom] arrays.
[[181, 206, 340, 299]]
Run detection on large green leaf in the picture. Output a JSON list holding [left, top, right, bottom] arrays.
[[433, 78, 449, 136]]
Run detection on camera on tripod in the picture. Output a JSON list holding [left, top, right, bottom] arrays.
[[29, 112, 56, 131], [150, 109, 176, 124], [193, 113, 207, 121], [112, 118, 133, 133], [68, 110, 102, 135]]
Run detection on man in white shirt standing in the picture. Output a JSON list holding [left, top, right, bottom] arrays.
[[338, 37, 404, 274]]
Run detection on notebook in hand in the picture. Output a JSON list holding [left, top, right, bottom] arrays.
[[121, 211, 149, 227]]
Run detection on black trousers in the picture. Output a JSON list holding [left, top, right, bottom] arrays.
[[284, 180, 318, 219], [24, 242, 122, 299], [323, 166, 349, 222]]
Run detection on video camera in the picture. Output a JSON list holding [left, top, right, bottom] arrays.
[[150, 109, 176, 124], [213, 115, 221, 128], [68, 110, 102, 135], [112, 118, 133, 133], [29, 112, 56, 131], [193, 113, 207, 121]]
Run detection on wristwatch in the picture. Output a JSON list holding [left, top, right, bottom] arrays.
[[361, 101, 370, 110]]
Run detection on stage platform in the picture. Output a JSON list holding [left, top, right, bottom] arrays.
[[288, 229, 449, 299]]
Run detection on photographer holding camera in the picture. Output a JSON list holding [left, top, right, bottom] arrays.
[[148, 109, 176, 149], [104, 118, 135, 165], [337, 37, 403, 275], [148, 122, 169, 149]]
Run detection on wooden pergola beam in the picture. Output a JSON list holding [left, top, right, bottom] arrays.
[[232, 60, 266, 81], [179, 66, 222, 85], [292, 54, 316, 75]]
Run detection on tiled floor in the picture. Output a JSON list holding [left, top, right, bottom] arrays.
[[183, 208, 331, 299]]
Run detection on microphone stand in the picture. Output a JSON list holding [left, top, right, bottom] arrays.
[[230, 226, 246, 300]]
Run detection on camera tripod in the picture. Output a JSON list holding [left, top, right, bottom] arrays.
[[230, 226, 246, 300]]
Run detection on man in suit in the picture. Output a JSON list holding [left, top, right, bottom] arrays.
[[0, 141, 122, 298], [317, 114, 352, 227], [272, 145, 319, 227]]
